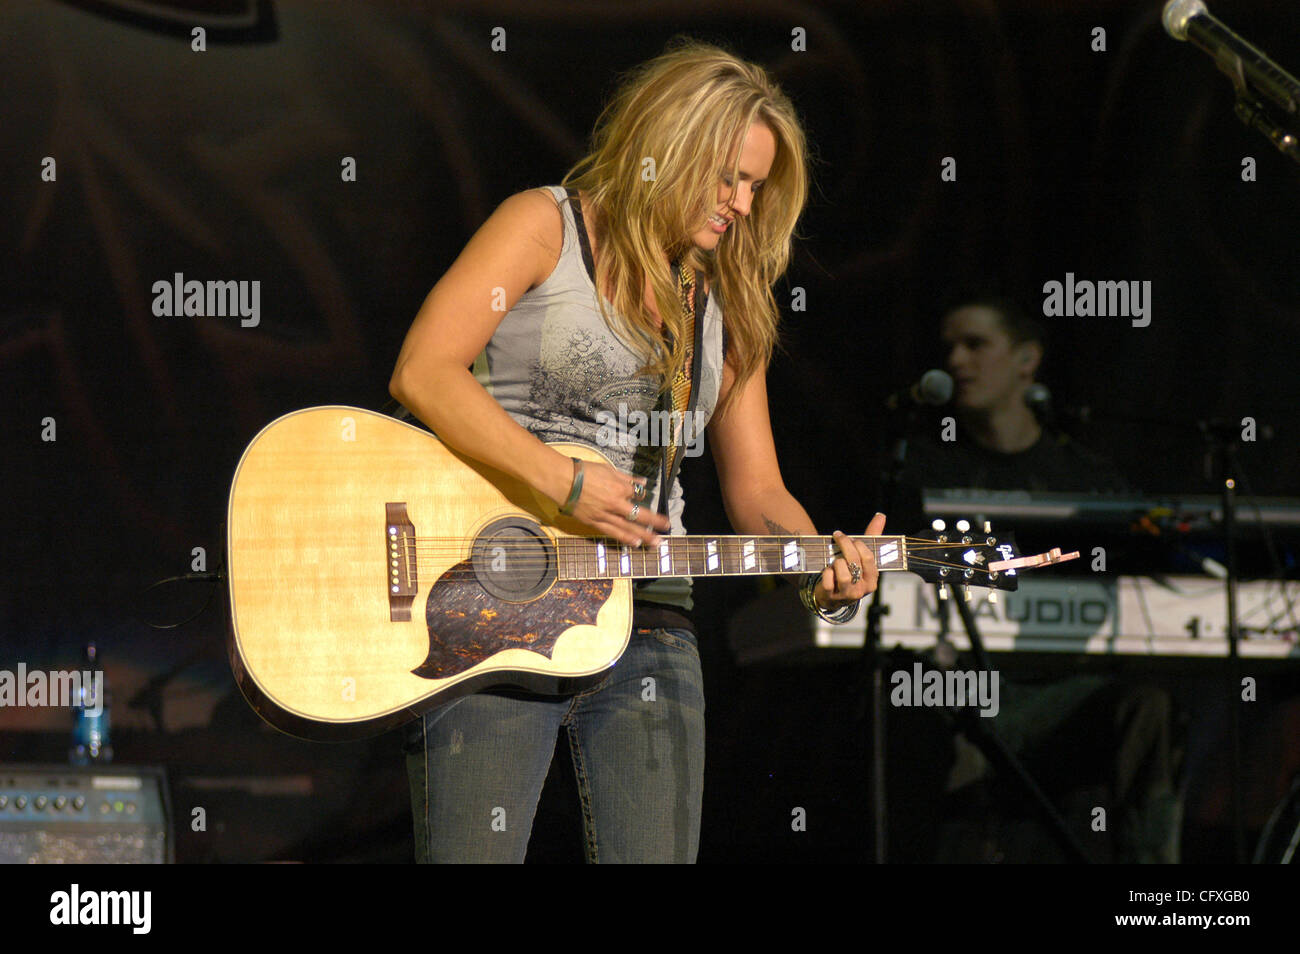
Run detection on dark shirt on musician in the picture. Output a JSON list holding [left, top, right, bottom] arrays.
[[900, 429, 1129, 495]]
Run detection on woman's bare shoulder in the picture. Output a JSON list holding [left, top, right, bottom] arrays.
[[486, 188, 565, 288], [493, 187, 564, 233]]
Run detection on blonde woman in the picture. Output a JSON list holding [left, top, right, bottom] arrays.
[[390, 38, 886, 862]]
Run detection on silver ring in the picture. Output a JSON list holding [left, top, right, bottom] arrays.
[[628, 504, 640, 522], [848, 562, 862, 584]]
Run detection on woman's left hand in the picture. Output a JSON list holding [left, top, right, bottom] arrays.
[[813, 512, 887, 610]]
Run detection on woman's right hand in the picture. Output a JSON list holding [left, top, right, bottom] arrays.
[[560, 458, 670, 548]]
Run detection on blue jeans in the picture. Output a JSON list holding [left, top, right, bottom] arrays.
[[403, 627, 705, 863]]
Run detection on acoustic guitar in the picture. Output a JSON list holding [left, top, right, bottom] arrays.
[[226, 406, 1075, 740]]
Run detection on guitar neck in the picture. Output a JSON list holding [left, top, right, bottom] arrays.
[[555, 534, 908, 580]]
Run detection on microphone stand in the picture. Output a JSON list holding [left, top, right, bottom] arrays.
[[861, 420, 906, 862], [1232, 93, 1300, 167], [863, 403, 926, 862], [865, 373, 954, 861], [1199, 419, 1247, 863]]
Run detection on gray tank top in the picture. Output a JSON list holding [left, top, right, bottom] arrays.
[[471, 185, 726, 609]]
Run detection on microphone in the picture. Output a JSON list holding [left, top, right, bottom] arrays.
[[1025, 383, 1093, 434], [1163, 0, 1300, 117], [1024, 382, 1055, 431], [885, 369, 953, 411]]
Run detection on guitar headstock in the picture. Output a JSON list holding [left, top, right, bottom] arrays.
[[906, 519, 1024, 598], [905, 519, 1082, 601]]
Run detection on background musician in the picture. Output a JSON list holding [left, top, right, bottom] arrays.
[[890, 297, 1182, 863]]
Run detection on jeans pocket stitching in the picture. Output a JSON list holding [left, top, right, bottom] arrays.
[[650, 627, 698, 656]]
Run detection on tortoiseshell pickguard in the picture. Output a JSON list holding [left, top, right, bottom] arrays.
[[413, 560, 613, 679]]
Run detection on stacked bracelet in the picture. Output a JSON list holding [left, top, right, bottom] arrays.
[[558, 457, 585, 515], [799, 572, 860, 624]]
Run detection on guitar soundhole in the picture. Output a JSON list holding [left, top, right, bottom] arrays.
[[470, 517, 557, 602]]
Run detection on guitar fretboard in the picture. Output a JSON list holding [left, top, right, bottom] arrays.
[[556, 535, 907, 580]]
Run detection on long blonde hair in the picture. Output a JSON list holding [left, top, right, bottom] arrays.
[[561, 37, 810, 417]]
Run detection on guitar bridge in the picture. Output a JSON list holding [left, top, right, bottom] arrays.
[[386, 503, 417, 621]]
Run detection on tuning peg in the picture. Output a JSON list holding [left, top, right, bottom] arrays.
[[938, 584, 949, 601], [963, 585, 971, 602], [988, 590, 997, 604], [983, 520, 992, 534]]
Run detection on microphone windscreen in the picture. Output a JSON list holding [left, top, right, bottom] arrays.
[[1162, 0, 1207, 41], [918, 369, 954, 405], [1024, 382, 1051, 409]]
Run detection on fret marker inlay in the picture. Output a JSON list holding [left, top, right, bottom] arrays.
[[782, 540, 801, 570], [742, 540, 756, 571], [706, 540, 720, 572]]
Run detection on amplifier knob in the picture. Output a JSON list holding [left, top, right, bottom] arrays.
[[14, 796, 27, 810], [73, 796, 85, 811], [54, 796, 68, 811], [35, 796, 48, 811], [0, 796, 7, 810]]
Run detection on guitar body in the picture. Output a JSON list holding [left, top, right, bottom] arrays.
[[226, 406, 632, 741]]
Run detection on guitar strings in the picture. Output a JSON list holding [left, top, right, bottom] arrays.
[[377, 548, 1003, 579], [375, 551, 996, 579], [387, 538, 993, 566]]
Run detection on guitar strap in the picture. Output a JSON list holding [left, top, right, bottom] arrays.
[[565, 188, 708, 518], [658, 259, 706, 517]]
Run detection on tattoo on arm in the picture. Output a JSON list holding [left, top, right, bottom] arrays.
[[763, 515, 796, 536], [764, 514, 818, 585]]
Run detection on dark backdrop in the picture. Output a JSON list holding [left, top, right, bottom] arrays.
[[4, 0, 1298, 862]]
